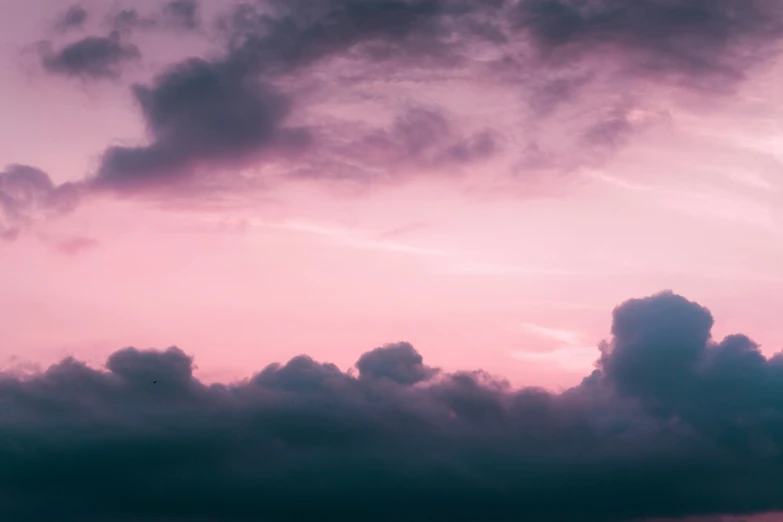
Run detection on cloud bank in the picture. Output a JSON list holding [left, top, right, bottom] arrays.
[[3, 291, 783, 521]]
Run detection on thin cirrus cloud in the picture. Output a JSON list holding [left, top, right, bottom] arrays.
[[4, 291, 783, 521], [8, 0, 783, 238], [586, 171, 780, 233]]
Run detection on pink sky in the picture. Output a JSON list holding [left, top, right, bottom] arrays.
[[5, 2, 783, 521], [2, 0, 783, 392]]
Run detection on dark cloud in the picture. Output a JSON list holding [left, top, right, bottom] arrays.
[[515, 0, 783, 89], [14, 0, 783, 210], [3, 291, 783, 520], [39, 31, 140, 79], [94, 0, 783, 189], [110, 1, 201, 33], [356, 341, 438, 384], [0, 165, 81, 240], [162, 0, 201, 31], [111, 8, 157, 33], [54, 5, 88, 33], [92, 57, 309, 192]]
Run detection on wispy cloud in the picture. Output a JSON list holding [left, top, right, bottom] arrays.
[[520, 323, 582, 345], [585, 171, 780, 233], [260, 219, 454, 258], [510, 345, 598, 373], [512, 323, 596, 373]]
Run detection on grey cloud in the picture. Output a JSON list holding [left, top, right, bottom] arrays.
[[111, 8, 157, 32], [0, 165, 81, 240], [290, 107, 499, 183], [98, 0, 783, 190], [55, 5, 88, 33], [111, 1, 201, 33], [356, 341, 438, 384], [515, 0, 783, 89], [39, 31, 140, 79], [4, 292, 783, 520], [20, 0, 783, 205], [93, 57, 309, 192], [162, 0, 201, 31]]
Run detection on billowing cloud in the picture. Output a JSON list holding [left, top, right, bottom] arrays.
[[356, 341, 438, 384], [3, 291, 783, 520], [54, 5, 88, 33], [38, 31, 140, 79]]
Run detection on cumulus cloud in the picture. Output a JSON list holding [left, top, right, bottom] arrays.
[[3, 291, 783, 521], [38, 31, 140, 79]]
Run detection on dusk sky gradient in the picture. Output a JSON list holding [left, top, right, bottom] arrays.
[[3, 1, 783, 520]]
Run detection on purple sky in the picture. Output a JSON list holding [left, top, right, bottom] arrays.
[[3, 1, 783, 521]]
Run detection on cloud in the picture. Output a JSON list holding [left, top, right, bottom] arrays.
[[111, 8, 157, 32], [50, 236, 100, 256], [92, 57, 309, 193], [11, 0, 783, 226], [54, 5, 88, 33], [356, 341, 439, 384], [521, 322, 582, 344], [38, 31, 140, 79], [4, 291, 783, 520], [0, 165, 82, 240], [162, 0, 201, 31], [97, 0, 783, 188], [515, 0, 783, 90], [110, 0, 202, 33]]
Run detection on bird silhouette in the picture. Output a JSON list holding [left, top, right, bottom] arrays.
[[152, 380, 157, 384]]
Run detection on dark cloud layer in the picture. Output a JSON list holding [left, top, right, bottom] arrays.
[[3, 291, 783, 521], [516, 0, 783, 88], [89, 0, 783, 189], [11, 0, 783, 226], [39, 31, 140, 79]]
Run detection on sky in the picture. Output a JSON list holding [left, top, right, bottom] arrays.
[[3, 1, 783, 521]]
